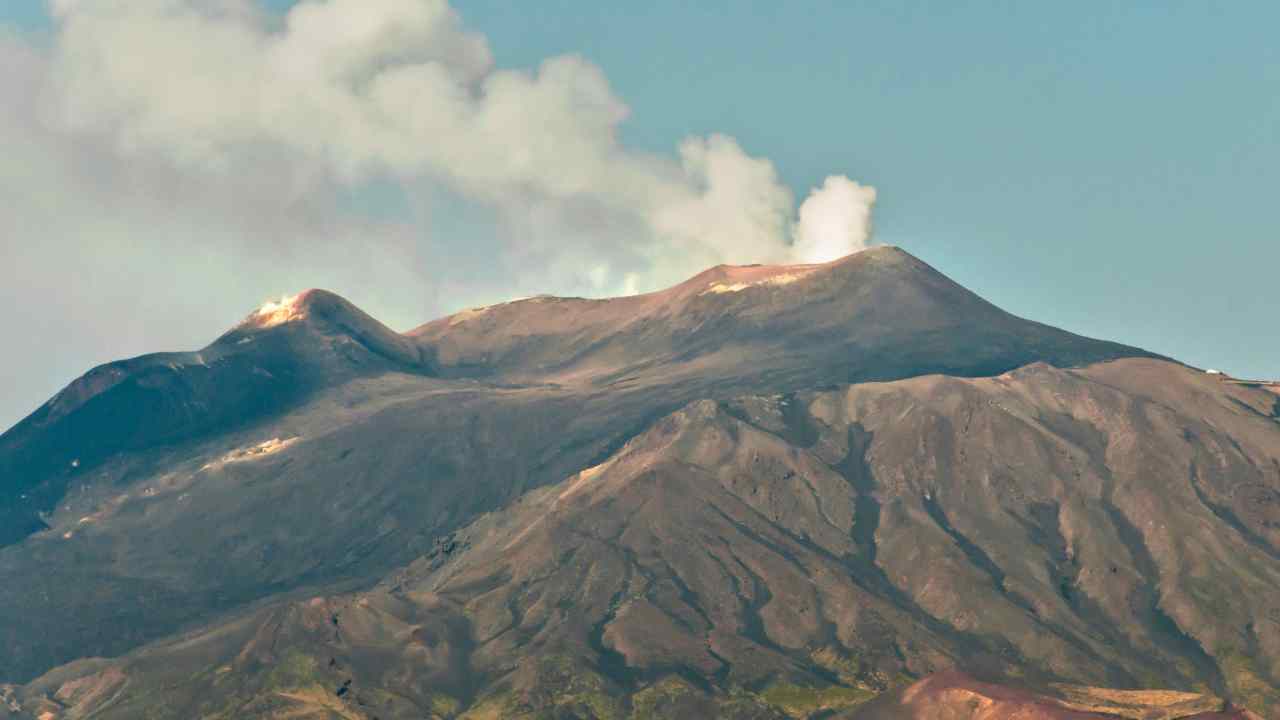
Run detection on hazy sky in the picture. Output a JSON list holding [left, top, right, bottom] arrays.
[[2, 1, 1277, 433]]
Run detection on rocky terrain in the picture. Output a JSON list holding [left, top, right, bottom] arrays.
[[1, 247, 1277, 718]]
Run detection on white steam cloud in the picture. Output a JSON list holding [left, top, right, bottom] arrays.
[[793, 176, 879, 264], [0, 0, 879, 429], [41, 0, 877, 289]]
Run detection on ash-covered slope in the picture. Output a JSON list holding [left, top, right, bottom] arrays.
[[0, 246, 1235, 719], [10, 359, 1280, 719]]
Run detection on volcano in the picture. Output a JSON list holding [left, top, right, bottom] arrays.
[[2, 247, 1278, 719]]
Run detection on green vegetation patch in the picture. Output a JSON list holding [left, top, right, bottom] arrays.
[[429, 692, 463, 717], [715, 686, 790, 719], [758, 682, 877, 719], [458, 690, 516, 720], [1216, 648, 1280, 717], [460, 656, 624, 720], [264, 650, 323, 691], [630, 676, 702, 719]]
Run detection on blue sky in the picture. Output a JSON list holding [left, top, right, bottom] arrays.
[[1, 3, 48, 34], [2, 1, 1277, 429]]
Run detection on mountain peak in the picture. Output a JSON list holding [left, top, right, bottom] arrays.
[[238, 289, 355, 330], [241, 291, 312, 329], [683, 260, 824, 297], [679, 245, 908, 296], [229, 288, 423, 368], [411, 245, 1153, 385]]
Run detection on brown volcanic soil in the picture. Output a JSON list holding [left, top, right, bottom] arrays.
[[2, 248, 1278, 718], [7, 358, 1280, 719], [0, 247, 1153, 684]]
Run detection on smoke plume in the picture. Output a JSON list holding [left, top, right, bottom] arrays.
[[0, 0, 879, 430], [42, 0, 878, 288]]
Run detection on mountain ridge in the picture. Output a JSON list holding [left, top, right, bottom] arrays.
[[7, 247, 1275, 720], [408, 246, 1160, 384], [1, 247, 1157, 552]]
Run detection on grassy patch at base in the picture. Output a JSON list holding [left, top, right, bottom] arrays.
[[758, 682, 877, 718]]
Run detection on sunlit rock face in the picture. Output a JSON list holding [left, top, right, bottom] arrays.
[[246, 293, 307, 329]]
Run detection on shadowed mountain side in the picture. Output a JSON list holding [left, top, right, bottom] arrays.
[[10, 358, 1279, 719], [0, 290, 431, 547], [0, 379, 624, 683]]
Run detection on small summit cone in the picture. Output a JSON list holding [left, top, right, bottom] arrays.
[[227, 289, 423, 368]]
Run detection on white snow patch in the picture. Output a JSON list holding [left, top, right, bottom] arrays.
[[204, 437, 300, 470], [701, 271, 811, 295], [703, 282, 750, 294]]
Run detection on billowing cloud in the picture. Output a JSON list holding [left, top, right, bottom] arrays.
[[793, 176, 878, 263], [41, 0, 877, 284], [1, 0, 879, 430]]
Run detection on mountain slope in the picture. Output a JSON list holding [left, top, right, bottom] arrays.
[[0, 247, 1157, 685], [0, 289, 430, 547], [410, 246, 1152, 386], [7, 358, 1279, 719], [4, 247, 1275, 718]]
